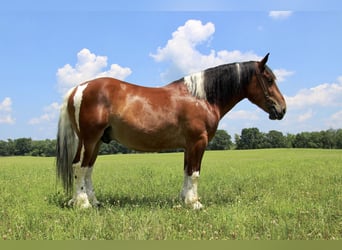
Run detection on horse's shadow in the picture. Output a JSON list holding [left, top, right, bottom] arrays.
[[98, 195, 181, 209], [47, 192, 181, 209]]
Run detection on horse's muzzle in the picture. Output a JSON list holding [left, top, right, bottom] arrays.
[[269, 105, 286, 120]]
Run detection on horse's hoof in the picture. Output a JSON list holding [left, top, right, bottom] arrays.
[[67, 198, 75, 207], [91, 200, 101, 208], [192, 201, 203, 210], [185, 200, 203, 210], [73, 193, 92, 209]]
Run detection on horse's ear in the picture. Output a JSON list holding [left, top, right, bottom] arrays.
[[258, 53, 270, 72]]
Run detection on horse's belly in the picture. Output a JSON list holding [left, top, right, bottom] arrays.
[[110, 120, 186, 152]]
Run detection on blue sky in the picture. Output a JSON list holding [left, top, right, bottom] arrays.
[[1, 1, 342, 140]]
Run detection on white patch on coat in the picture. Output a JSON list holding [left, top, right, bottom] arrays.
[[73, 83, 89, 132], [236, 63, 241, 84], [184, 71, 206, 99]]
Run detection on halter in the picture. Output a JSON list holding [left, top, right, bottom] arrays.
[[255, 66, 275, 109]]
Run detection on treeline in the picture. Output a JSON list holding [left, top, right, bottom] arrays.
[[0, 138, 56, 157], [0, 128, 341, 156], [235, 128, 342, 149]]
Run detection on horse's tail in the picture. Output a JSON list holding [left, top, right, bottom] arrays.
[[56, 89, 78, 194]]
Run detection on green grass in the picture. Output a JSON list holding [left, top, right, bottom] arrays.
[[0, 149, 341, 239]]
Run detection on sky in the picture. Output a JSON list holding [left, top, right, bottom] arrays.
[[1, 0, 342, 140]]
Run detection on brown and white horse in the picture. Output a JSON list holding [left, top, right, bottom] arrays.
[[56, 53, 286, 209]]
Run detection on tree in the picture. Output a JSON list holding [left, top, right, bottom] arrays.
[[292, 131, 323, 148], [285, 133, 296, 148], [265, 130, 287, 148], [99, 140, 132, 155], [236, 128, 265, 149], [0, 140, 10, 156], [31, 139, 56, 156], [14, 138, 32, 155], [6, 139, 15, 155], [320, 129, 336, 149], [336, 129, 342, 149], [207, 130, 232, 150]]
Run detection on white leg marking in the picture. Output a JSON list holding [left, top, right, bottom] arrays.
[[69, 162, 92, 208], [181, 171, 203, 210], [85, 167, 100, 206], [73, 83, 89, 132], [68, 145, 91, 208]]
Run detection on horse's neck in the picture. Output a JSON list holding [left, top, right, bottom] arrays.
[[218, 94, 246, 119]]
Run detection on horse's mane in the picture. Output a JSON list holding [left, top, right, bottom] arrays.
[[182, 61, 257, 104]]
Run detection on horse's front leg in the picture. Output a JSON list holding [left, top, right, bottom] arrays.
[[181, 169, 202, 209], [181, 136, 207, 210]]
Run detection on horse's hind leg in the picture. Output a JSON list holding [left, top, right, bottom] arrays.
[[84, 140, 102, 207], [70, 138, 102, 208], [69, 143, 92, 208]]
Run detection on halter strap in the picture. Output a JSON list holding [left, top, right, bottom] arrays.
[[255, 66, 274, 108]]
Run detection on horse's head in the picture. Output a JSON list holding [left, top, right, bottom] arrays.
[[247, 53, 286, 120]]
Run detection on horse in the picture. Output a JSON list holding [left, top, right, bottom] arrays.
[[56, 53, 286, 209]]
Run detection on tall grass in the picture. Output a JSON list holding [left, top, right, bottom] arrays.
[[0, 149, 341, 239]]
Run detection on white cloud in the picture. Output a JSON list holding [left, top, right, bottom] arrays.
[[326, 110, 342, 129], [269, 11, 293, 20], [0, 97, 12, 112], [273, 69, 294, 82], [0, 97, 15, 124], [281, 76, 342, 132], [57, 48, 132, 95], [226, 110, 260, 121], [28, 102, 60, 125], [150, 19, 261, 81], [297, 109, 313, 122], [151, 19, 294, 84], [27, 102, 61, 139], [0, 115, 15, 125], [286, 78, 342, 109]]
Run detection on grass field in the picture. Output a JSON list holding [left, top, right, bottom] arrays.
[[0, 149, 341, 240]]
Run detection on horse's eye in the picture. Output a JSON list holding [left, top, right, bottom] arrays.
[[267, 78, 273, 84]]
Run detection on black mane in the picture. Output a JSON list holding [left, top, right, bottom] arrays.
[[203, 61, 256, 104]]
